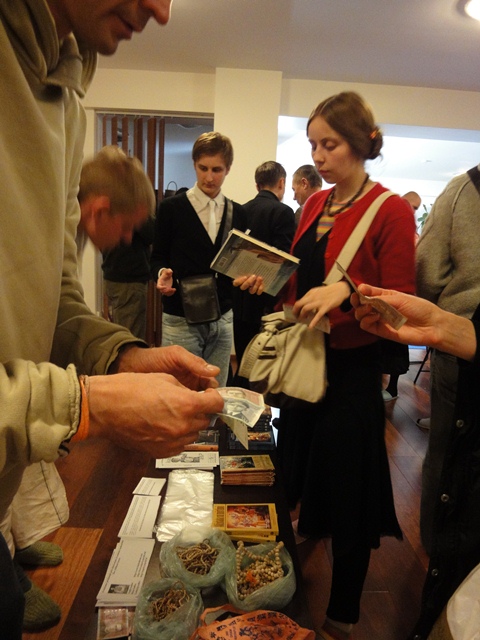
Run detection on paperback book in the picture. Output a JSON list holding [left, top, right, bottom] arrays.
[[219, 454, 275, 486], [210, 228, 299, 296], [212, 502, 279, 536]]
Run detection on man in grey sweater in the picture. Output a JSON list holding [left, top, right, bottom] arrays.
[[416, 164, 480, 554]]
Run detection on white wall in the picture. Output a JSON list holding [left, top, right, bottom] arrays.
[[80, 68, 480, 309]]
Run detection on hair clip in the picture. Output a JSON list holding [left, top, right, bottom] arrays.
[[369, 129, 378, 140]]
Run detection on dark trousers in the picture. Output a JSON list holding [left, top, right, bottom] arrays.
[[327, 543, 371, 623], [0, 533, 24, 639]]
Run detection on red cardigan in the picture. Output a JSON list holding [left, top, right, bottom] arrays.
[[280, 183, 416, 349]]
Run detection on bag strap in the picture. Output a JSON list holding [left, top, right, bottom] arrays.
[[467, 165, 480, 196], [324, 190, 395, 285]]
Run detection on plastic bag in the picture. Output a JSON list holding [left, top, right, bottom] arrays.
[[159, 526, 235, 589], [225, 541, 296, 611], [155, 469, 214, 542], [190, 605, 316, 640], [132, 578, 202, 640]]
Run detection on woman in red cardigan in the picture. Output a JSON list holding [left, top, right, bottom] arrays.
[[237, 92, 416, 640]]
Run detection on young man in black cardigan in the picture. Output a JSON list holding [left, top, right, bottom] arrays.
[[151, 132, 247, 386]]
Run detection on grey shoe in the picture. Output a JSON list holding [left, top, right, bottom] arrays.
[[15, 541, 63, 567], [23, 583, 61, 632], [416, 417, 431, 430], [382, 389, 398, 401]]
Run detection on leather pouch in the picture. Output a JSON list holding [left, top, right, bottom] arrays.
[[179, 274, 221, 324]]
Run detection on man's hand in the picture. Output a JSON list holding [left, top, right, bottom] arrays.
[[156, 268, 176, 296], [111, 344, 220, 390], [87, 373, 224, 459], [233, 274, 265, 295]]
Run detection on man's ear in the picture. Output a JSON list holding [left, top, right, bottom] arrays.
[[91, 195, 111, 220]]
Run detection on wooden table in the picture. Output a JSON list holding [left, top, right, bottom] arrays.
[[62, 425, 317, 639]]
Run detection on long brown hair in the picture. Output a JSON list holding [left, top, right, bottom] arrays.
[[307, 91, 383, 161]]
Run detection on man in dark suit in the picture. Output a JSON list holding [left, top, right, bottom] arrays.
[[291, 164, 322, 227], [232, 161, 295, 385]]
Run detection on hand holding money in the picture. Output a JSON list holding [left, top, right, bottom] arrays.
[[335, 261, 407, 330], [215, 387, 265, 449]]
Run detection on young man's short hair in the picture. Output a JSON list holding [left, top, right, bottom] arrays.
[[79, 146, 155, 217], [292, 164, 322, 188], [254, 161, 287, 190], [192, 132, 234, 169]]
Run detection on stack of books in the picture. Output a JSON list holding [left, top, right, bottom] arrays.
[[219, 454, 275, 486], [212, 502, 279, 543]]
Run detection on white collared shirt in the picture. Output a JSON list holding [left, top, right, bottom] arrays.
[[187, 183, 225, 240]]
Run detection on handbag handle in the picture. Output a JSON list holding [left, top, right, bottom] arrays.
[[323, 190, 395, 285]]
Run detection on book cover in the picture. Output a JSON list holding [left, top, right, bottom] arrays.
[[228, 531, 278, 543], [219, 454, 274, 473], [210, 228, 299, 296], [184, 429, 219, 451], [212, 503, 278, 534]]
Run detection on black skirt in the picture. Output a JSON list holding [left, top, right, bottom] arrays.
[[276, 340, 402, 556]]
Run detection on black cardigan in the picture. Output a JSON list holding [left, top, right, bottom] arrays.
[[410, 302, 480, 639], [150, 192, 247, 317]]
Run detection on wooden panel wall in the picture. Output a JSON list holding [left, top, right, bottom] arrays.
[[98, 114, 168, 346]]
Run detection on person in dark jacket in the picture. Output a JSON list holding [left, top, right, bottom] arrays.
[[232, 161, 295, 385], [102, 217, 155, 342], [291, 164, 322, 227], [353, 284, 480, 640]]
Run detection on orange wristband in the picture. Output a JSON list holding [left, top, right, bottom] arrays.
[[72, 375, 90, 442]]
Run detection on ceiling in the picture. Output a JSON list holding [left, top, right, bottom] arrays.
[[97, 0, 480, 196], [99, 0, 480, 91]]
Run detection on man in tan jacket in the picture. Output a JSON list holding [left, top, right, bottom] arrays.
[[0, 1, 224, 635]]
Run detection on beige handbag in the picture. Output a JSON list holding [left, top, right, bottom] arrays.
[[238, 191, 394, 407]]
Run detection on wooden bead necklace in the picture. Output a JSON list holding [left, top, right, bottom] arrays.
[[235, 540, 284, 599], [325, 173, 370, 217], [147, 581, 190, 621], [175, 539, 219, 575]]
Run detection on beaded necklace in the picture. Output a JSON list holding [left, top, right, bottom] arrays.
[[325, 173, 370, 217]]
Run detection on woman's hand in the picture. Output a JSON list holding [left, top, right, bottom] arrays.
[[293, 281, 351, 329], [352, 284, 477, 361]]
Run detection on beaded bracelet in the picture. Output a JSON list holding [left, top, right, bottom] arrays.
[[72, 374, 90, 442]]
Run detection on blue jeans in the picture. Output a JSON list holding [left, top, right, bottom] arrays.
[[161, 310, 233, 387]]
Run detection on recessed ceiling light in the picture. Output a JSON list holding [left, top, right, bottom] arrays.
[[458, 0, 480, 20], [466, 0, 480, 19]]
